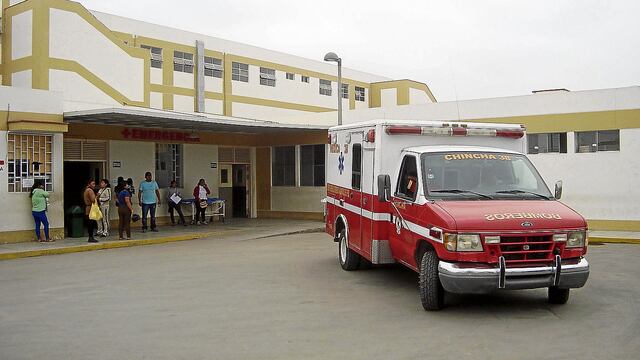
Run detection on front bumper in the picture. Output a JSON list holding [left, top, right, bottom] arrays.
[[438, 256, 589, 294]]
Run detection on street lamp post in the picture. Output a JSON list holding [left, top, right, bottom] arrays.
[[324, 52, 342, 126]]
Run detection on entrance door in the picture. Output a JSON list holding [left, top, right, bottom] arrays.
[[63, 161, 105, 230], [349, 133, 364, 251], [232, 164, 249, 218]]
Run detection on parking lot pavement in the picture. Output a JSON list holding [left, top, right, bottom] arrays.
[[0, 233, 638, 360]]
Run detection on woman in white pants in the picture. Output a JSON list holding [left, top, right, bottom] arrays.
[[97, 179, 112, 237]]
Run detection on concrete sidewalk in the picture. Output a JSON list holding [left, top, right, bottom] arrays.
[[588, 230, 640, 244], [0, 219, 325, 261], [0, 220, 636, 261]]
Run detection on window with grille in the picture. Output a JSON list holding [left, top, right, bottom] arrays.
[[319, 79, 332, 96], [355, 86, 366, 101], [173, 51, 194, 73], [204, 56, 223, 78], [575, 130, 620, 153], [155, 144, 183, 188], [340, 84, 348, 99], [141, 45, 162, 68], [272, 146, 295, 186], [300, 144, 325, 186], [260, 67, 276, 87], [232, 62, 249, 82], [7, 133, 53, 192], [527, 133, 567, 154], [301, 75, 309, 83], [286, 72, 295, 80]]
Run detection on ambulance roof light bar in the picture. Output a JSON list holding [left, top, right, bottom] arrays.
[[385, 124, 524, 139]]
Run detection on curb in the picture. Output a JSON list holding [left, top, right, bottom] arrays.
[[0, 231, 223, 261], [589, 237, 640, 245]]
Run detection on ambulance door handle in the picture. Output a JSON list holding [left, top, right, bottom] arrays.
[[339, 199, 345, 206]]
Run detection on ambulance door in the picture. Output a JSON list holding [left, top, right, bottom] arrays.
[[349, 133, 364, 251], [389, 154, 420, 264]]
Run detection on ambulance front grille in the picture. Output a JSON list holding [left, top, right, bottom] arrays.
[[498, 235, 554, 264]]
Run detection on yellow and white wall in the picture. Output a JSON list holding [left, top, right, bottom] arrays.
[[0, 85, 67, 242], [1, 0, 435, 122]]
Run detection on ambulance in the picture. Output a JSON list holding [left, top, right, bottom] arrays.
[[325, 120, 589, 310]]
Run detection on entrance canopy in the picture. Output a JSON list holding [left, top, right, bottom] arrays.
[[64, 107, 330, 134]]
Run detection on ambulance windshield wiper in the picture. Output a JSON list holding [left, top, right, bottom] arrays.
[[494, 190, 551, 200], [430, 189, 493, 200]]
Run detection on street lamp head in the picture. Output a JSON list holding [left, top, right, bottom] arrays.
[[324, 52, 341, 63]]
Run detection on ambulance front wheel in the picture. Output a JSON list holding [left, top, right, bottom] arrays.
[[338, 230, 360, 271], [419, 250, 445, 311]]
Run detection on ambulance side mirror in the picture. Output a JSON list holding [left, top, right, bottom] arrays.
[[377, 174, 391, 202], [554, 180, 563, 200]]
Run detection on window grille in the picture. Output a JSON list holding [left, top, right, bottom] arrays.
[[355, 86, 366, 101], [7, 133, 53, 192], [155, 144, 183, 187], [173, 51, 194, 73], [319, 79, 332, 96], [204, 56, 223, 78], [260, 67, 276, 87], [232, 62, 249, 82], [141, 45, 163, 68]]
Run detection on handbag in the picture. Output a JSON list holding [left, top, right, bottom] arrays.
[[199, 200, 208, 209], [89, 200, 103, 221]]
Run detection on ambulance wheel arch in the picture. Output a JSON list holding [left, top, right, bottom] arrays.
[[334, 214, 348, 241], [414, 239, 437, 267]]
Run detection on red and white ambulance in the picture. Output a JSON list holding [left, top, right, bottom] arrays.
[[325, 119, 589, 310]]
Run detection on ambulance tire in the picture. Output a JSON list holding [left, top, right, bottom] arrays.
[[419, 250, 444, 311], [548, 287, 570, 304], [338, 230, 360, 271]]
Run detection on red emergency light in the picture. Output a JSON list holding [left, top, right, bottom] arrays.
[[385, 124, 524, 139]]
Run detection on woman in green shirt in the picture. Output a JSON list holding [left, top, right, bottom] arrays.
[[30, 180, 51, 242]]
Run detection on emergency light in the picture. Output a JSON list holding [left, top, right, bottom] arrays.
[[385, 124, 525, 139]]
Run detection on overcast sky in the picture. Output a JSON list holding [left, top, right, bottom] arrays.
[[79, 0, 639, 102]]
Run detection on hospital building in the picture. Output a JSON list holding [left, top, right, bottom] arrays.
[[0, 0, 638, 242]]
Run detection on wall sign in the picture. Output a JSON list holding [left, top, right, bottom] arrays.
[[210, 162, 217, 169], [121, 128, 200, 142], [112, 161, 122, 168]]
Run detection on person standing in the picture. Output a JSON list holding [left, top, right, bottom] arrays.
[[193, 178, 210, 225], [30, 179, 51, 242], [96, 179, 112, 237], [83, 179, 98, 243], [138, 171, 160, 232], [167, 180, 187, 226], [117, 182, 133, 240]]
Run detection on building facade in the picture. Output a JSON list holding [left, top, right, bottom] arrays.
[[0, 0, 637, 243], [0, 0, 436, 242]]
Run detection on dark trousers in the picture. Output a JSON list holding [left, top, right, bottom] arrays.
[[85, 215, 96, 239], [141, 203, 157, 230], [32, 210, 50, 240], [196, 206, 206, 222], [168, 201, 186, 224], [118, 207, 132, 238]]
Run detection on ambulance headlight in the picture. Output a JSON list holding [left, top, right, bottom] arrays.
[[457, 234, 483, 252], [566, 231, 586, 248], [444, 233, 483, 252]]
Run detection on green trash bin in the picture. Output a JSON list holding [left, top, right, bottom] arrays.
[[67, 206, 85, 238]]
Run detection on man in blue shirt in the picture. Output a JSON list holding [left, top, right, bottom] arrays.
[[138, 171, 161, 232]]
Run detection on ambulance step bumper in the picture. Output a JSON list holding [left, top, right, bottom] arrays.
[[438, 257, 589, 294]]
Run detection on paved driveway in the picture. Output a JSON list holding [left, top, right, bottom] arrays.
[[0, 233, 638, 360]]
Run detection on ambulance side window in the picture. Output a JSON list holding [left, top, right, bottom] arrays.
[[352, 144, 362, 190], [395, 155, 418, 201]]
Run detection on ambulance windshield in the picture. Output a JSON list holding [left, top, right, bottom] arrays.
[[422, 152, 553, 200]]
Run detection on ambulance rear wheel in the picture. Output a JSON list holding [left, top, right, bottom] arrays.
[[548, 287, 570, 304], [419, 250, 444, 311], [338, 230, 360, 271]]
